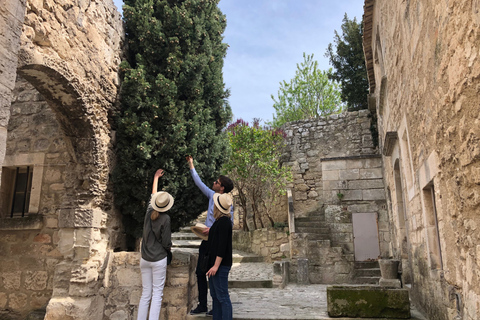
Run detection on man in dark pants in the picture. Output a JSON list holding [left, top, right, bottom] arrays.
[[186, 156, 233, 315]]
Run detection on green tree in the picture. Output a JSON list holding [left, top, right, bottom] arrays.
[[270, 53, 343, 128], [223, 119, 292, 231], [115, 0, 231, 242], [325, 14, 369, 111]]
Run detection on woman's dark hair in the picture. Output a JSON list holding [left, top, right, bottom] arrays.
[[218, 175, 234, 193]]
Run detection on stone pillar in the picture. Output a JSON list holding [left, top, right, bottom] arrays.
[[0, 0, 26, 170], [378, 259, 401, 288], [297, 258, 309, 284], [273, 260, 290, 288]]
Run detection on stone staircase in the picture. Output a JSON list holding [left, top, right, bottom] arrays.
[[353, 261, 381, 284], [294, 209, 381, 284], [172, 225, 273, 320]]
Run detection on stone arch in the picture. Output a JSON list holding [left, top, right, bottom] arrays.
[[16, 63, 109, 214]]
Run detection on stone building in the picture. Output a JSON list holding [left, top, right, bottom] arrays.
[[363, 0, 480, 319], [282, 111, 388, 284]]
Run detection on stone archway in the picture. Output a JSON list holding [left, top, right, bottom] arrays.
[[12, 63, 115, 319]]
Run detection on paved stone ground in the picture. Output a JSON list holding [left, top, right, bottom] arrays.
[[176, 229, 427, 320]]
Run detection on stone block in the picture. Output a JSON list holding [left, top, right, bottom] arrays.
[[342, 190, 362, 201], [116, 268, 140, 287], [25, 271, 48, 290], [339, 169, 360, 180], [0, 292, 6, 308], [297, 258, 309, 284], [346, 159, 364, 169], [379, 278, 402, 288], [363, 189, 386, 200], [323, 180, 345, 190], [327, 286, 410, 318], [8, 292, 27, 311], [348, 179, 384, 190], [323, 170, 339, 181], [322, 160, 347, 171], [1, 271, 21, 290], [359, 168, 383, 179]]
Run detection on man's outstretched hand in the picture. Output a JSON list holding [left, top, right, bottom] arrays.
[[186, 156, 194, 169]]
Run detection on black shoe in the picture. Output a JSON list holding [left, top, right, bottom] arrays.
[[206, 310, 213, 316], [190, 305, 208, 315]]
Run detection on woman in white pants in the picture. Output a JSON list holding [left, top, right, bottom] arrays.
[[137, 169, 173, 320]]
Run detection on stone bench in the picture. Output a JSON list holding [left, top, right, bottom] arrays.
[[327, 285, 410, 318]]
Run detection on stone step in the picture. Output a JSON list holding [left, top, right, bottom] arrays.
[[296, 215, 325, 222], [353, 276, 380, 285], [229, 279, 273, 288], [233, 255, 265, 263], [306, 239, 332, 248], [354, 268, 381, 277], [354, 261, 379, 269], [295, 221, 326, 228], [172, 239, 202, 248], [301, 233, 330, 241], [172, 232, 199, 241], [295, 227, 329, 234]]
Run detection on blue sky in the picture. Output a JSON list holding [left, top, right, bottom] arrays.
[[112, 0, 365, 123]]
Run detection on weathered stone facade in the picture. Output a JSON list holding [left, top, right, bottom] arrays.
[[364, 0, 480, 319], [0, 0, 124, 318]]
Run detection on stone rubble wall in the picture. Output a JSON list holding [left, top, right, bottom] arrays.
[[282, 110, 377, 217], [364, 0, 480, 319], [232, 228, 290, 263]]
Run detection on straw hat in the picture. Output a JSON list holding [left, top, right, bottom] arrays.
[[150, 191, 174, 212], [213, 193, 232, 214], [190, 223, 208, 241]]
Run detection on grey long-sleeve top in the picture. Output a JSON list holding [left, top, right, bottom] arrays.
[[141, 195, 172, 262]]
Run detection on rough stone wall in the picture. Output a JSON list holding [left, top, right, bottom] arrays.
[[101, 251, 197, 320], [0, 0, 27, 166], [0, 77, 67, 318], [232, 228, 290, 262], [364, 0, 480, 319], [282, 110, 377, 217]]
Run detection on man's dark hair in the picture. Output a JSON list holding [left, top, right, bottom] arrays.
[[219, 175, 233, 193]]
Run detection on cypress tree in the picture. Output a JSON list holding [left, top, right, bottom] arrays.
[[114, 0, 231, 241], [325, 14, 368, 111]]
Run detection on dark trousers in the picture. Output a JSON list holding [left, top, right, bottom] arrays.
[[209, 265, 232, 320], [196, 240, 209, 308]]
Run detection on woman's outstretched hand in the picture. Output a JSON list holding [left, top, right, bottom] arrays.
[[154, 169, 165, 179]]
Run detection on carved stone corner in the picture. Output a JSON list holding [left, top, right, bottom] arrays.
[[383, 131, 398, 156]]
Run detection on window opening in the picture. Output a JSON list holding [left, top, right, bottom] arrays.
[[423, 183, 443, 270], [9, 166, 33, 217]]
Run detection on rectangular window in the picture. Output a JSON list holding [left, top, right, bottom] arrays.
[[1, 166, 33, 217]]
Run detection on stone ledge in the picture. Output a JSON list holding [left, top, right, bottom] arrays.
[[321, 154, 382, 162], [327, 285, 410, 318], [0, 214, 43, 230]]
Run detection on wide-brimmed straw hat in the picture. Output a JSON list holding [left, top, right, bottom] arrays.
[[190, 222, 208, 241], [150, 191, 174, 212], [213, 193, 232, 214]]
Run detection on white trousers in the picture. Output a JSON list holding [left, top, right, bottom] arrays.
[[137, 257, 167, 320]]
